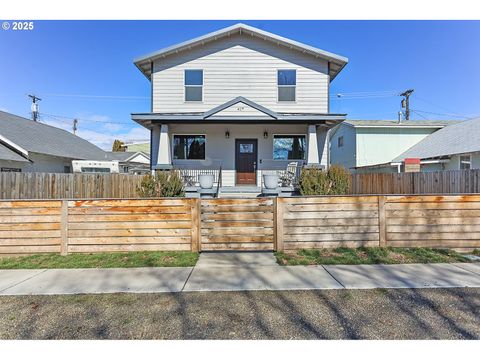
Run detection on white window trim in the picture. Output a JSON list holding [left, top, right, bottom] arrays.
[[459, 154, 472, 170], [272, 133, 307, 161], [277, 69, 297, 103], [184, 69, 204, 103], [171, 133, 207, 161]]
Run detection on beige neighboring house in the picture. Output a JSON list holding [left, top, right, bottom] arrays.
[[124, 141, 150, 155], [131, 23, 348, 188], [0, 110, 107, 173]]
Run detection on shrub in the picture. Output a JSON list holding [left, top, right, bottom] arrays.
[[299, 165, 351, 195], [137, 171, 185, 197]]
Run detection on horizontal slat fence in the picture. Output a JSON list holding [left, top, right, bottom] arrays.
[[1, 195, 479, 256], [0, 172, 145, 199], [278, 196, 380, 250], [200, 198, 275, 251], [0, 200, 62, 255], [350, 169, 480, 195]]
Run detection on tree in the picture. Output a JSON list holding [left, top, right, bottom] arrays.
[[112, 139, 125, 152]]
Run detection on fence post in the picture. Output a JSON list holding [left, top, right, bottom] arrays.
[[190, 198, 201, 253], [275, 197, 284, 252], [378, 195, 387, 247], [60, 200, 69, 255]]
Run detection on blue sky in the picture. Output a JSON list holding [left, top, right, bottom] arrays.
[[1, 20, 479, 149]]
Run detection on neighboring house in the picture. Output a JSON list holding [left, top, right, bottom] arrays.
[[131, 23, 348, 187], [124, 141, 150, 155], [330, 120, 459, 173], [104, 151, 150, 174], [0, 110, 107, 173], [390, 117, 480, 172]]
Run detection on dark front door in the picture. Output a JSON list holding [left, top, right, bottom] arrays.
[[235, 139, 257, 185]]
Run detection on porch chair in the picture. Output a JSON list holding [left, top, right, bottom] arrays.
[[279, 161, 299, 187]]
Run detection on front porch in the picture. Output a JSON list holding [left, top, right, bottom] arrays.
[[132, 97, 345, 197]]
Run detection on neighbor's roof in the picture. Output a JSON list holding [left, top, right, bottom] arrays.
[[0, 143, 30, 163], [134, 23, 348, 81], [343, 120, 460, 128], [393, 117, 480, 162], [0, 111, 106, 160], [104, 151, 150, 162]]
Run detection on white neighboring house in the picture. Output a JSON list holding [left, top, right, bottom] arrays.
[[390, 117, 480, 172], [104, 151, 150, 174], [329, 120, 459, 173], [131, 23, 348, 187], [0, 110, 107, 173]]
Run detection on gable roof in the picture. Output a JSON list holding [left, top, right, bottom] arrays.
[[343, 120, 459, 129], [104, 151, 150, 162], [0, 143, 30, 163], [134, 23, 348, 81], [0, 111, 107, 160], [203, 96, 278, 119], [392, 117, 480, 162]]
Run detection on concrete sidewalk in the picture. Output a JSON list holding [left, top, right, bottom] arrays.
[[0, 253, 479, 295]]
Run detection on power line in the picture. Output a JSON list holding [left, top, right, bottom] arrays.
[[40, 112, 132, 125], [42, 93, 149, 100], [410, 109, 472, 119]]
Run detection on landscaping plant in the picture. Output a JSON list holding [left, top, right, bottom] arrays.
[[299, 165, 351, 195], [137, 171, 185, 197]]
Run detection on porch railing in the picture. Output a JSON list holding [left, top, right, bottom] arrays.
[[259, 159, 305, 187]]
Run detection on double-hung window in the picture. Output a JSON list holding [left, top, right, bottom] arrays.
[[184, 70, 203, 102], [173, 135, 206, 160], [273, 135, 306, 160], [460, 155, 471, 170], [277, 70, 296, 102]]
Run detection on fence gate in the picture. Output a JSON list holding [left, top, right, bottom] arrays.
[[200, 198, 275, 251]]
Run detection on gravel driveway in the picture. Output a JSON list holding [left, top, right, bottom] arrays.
[[0, 288, 478, 339]]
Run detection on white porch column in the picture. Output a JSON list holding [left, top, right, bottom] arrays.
[[150, 124, 172, 171], [157, 124, 172, 168], [307, 125, 320, 165]]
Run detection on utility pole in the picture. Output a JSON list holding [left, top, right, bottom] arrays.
[[28, 94, 41, 122], [73, 118, 78, 135], [400, 89, 414, 121]]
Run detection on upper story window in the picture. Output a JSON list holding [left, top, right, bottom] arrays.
[[173, 135, 206, 160], [460, 155, 471, 170], [338, 136, 344, 148], [184, 70, 203, 102], [277, 70, 296, 102]]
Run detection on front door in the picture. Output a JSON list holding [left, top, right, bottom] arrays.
[[235, 139, 257, 185]]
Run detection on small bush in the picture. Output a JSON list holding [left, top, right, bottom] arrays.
[[299, 165, 351, 195], [137, 171, 185, 197]]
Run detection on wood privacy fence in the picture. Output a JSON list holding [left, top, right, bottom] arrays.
[[0, 172, 144, 199], [349, 169, 480, 194], [1, 195, 480, 256]]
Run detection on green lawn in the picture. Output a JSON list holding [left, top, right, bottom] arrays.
[[0, 251, 198, 269], [275, 247, 471, 266]]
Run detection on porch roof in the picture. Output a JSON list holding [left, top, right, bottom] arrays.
[[132, 97, 346, 128]]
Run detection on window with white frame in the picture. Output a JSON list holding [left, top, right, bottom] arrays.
[[277, 70, 296, 102], [338, 136, 344, 148], [273, 135, 306, 160], [460, 154, 471, 170], [173, 135, 205, 160], [184, 70, 203, 101]]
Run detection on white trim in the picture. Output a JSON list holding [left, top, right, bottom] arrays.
[[183, 69, 204, 103], [0, 134, 29, 158], [276, 69, 297, 103], [171, 133, 207, 161]]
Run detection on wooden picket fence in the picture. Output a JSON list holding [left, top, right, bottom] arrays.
[[349, 169, 480, 194]]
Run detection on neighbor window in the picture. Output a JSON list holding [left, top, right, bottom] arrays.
[[338, 136, 344, 148], [185, 70, 203, 101], [460, 155, 471, 170], [273, 135, 306, 160], [173, 135, 206, 160], [277, 70, 296, 101]]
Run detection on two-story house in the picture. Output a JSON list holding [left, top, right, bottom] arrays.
[[131, 23, 348, 187]]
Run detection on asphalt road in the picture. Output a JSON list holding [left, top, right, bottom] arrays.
[[0, 288, 478, 339]]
